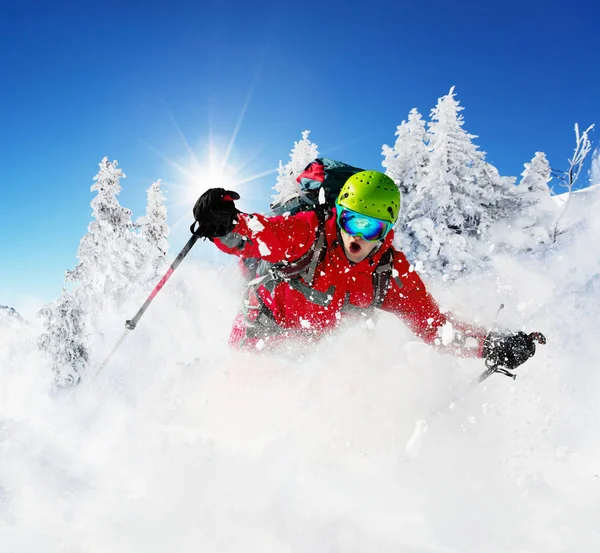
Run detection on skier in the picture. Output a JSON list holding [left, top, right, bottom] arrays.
[[192, 170, 543, 370]]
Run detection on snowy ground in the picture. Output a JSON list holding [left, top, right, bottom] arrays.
[[2, 188, 600, 553]]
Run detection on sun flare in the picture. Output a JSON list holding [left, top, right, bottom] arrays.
[[160, 134, 276, 231], [184, 145, 239, 203]]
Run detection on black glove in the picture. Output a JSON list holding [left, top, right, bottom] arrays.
[[191, 188, 240, 238], [483, 331, 545, 370]]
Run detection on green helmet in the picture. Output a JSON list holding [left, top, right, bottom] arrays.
[[337, 171, 400, 224]]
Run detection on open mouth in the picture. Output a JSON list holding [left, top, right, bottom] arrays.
[[349, 242, 362, 254]]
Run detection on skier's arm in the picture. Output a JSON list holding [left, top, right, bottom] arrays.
[[191, 187, 317, 263], [381, 250, 487, 358], [213, 211, 318, 263]]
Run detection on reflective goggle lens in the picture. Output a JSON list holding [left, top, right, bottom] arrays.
[[336, 206, 391, 241]]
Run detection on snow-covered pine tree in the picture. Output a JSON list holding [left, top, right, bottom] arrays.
[[140, 179, 170, 279], [474, 161, 524, 232], [402, 87, 519, 276], [401, 88, 481, 274], [38, 289, 89, 386], [66, 157, 146, 305], [510, 152, 557, 247], [382, 108, 429, 219], [519, 152, 553, 194], [272, 130, 319, 204], [0, 305, 23, 321]]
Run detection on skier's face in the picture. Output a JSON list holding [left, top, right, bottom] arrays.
[[340, 229, 380, 263]]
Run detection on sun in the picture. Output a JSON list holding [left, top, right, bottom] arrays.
[[183, 143, 239, 204], [157, 132, 275, 231], [148, 77, 277, 231]]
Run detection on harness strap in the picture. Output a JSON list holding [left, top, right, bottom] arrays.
[[287, 279, 336, 307], [302, 230, 326, 286], [372, 249, 394, 309], [274, 207, 329, 284]]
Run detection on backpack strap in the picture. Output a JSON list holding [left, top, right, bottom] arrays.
[[271, 207, 330, 285], [372, 248, 395, 309], [301, 226, 326, 285]]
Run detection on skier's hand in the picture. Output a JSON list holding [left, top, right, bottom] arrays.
[[483, 331, 546, 370], [191, 188, 240, 238]]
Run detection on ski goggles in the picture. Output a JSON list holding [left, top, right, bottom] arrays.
[[335, 203, 392, 242]]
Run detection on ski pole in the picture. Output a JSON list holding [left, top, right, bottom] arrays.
[[125, 234, 200, 330], [87, 234, 200, 383]]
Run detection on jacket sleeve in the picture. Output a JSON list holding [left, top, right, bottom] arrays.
[[213, 211, 318, 263], [381, 249, 487, 358]]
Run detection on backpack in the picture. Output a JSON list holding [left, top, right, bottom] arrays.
[[240, 158, 395, 339], [270, 157, 365, 216]]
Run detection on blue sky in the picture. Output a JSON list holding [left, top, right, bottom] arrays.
[[1, 0, 598, 315]]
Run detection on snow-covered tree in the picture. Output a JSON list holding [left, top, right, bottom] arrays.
[[400, 88, 483, 274], [382, 108, 429, 229], [139, 179, 169, 278], [503, 152, 558, 248], [66, 157, 147, 304], [39, 159, 172, 385], [272, 130, 319, 203], [141, 180, 169, 255], [38, 289, 89, 386], [90, 156, 132, 228], [476, 161, 524, 227], [1, 305, 23, 321], [519, 152, 553, 194], [400, 87, 522, 276]]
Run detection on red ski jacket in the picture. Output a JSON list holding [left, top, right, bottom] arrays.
[[214, 209, 486, 356]]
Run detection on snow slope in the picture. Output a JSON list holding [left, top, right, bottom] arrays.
[[2, 187, 600, 553], [552, 182, 600, 226]]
